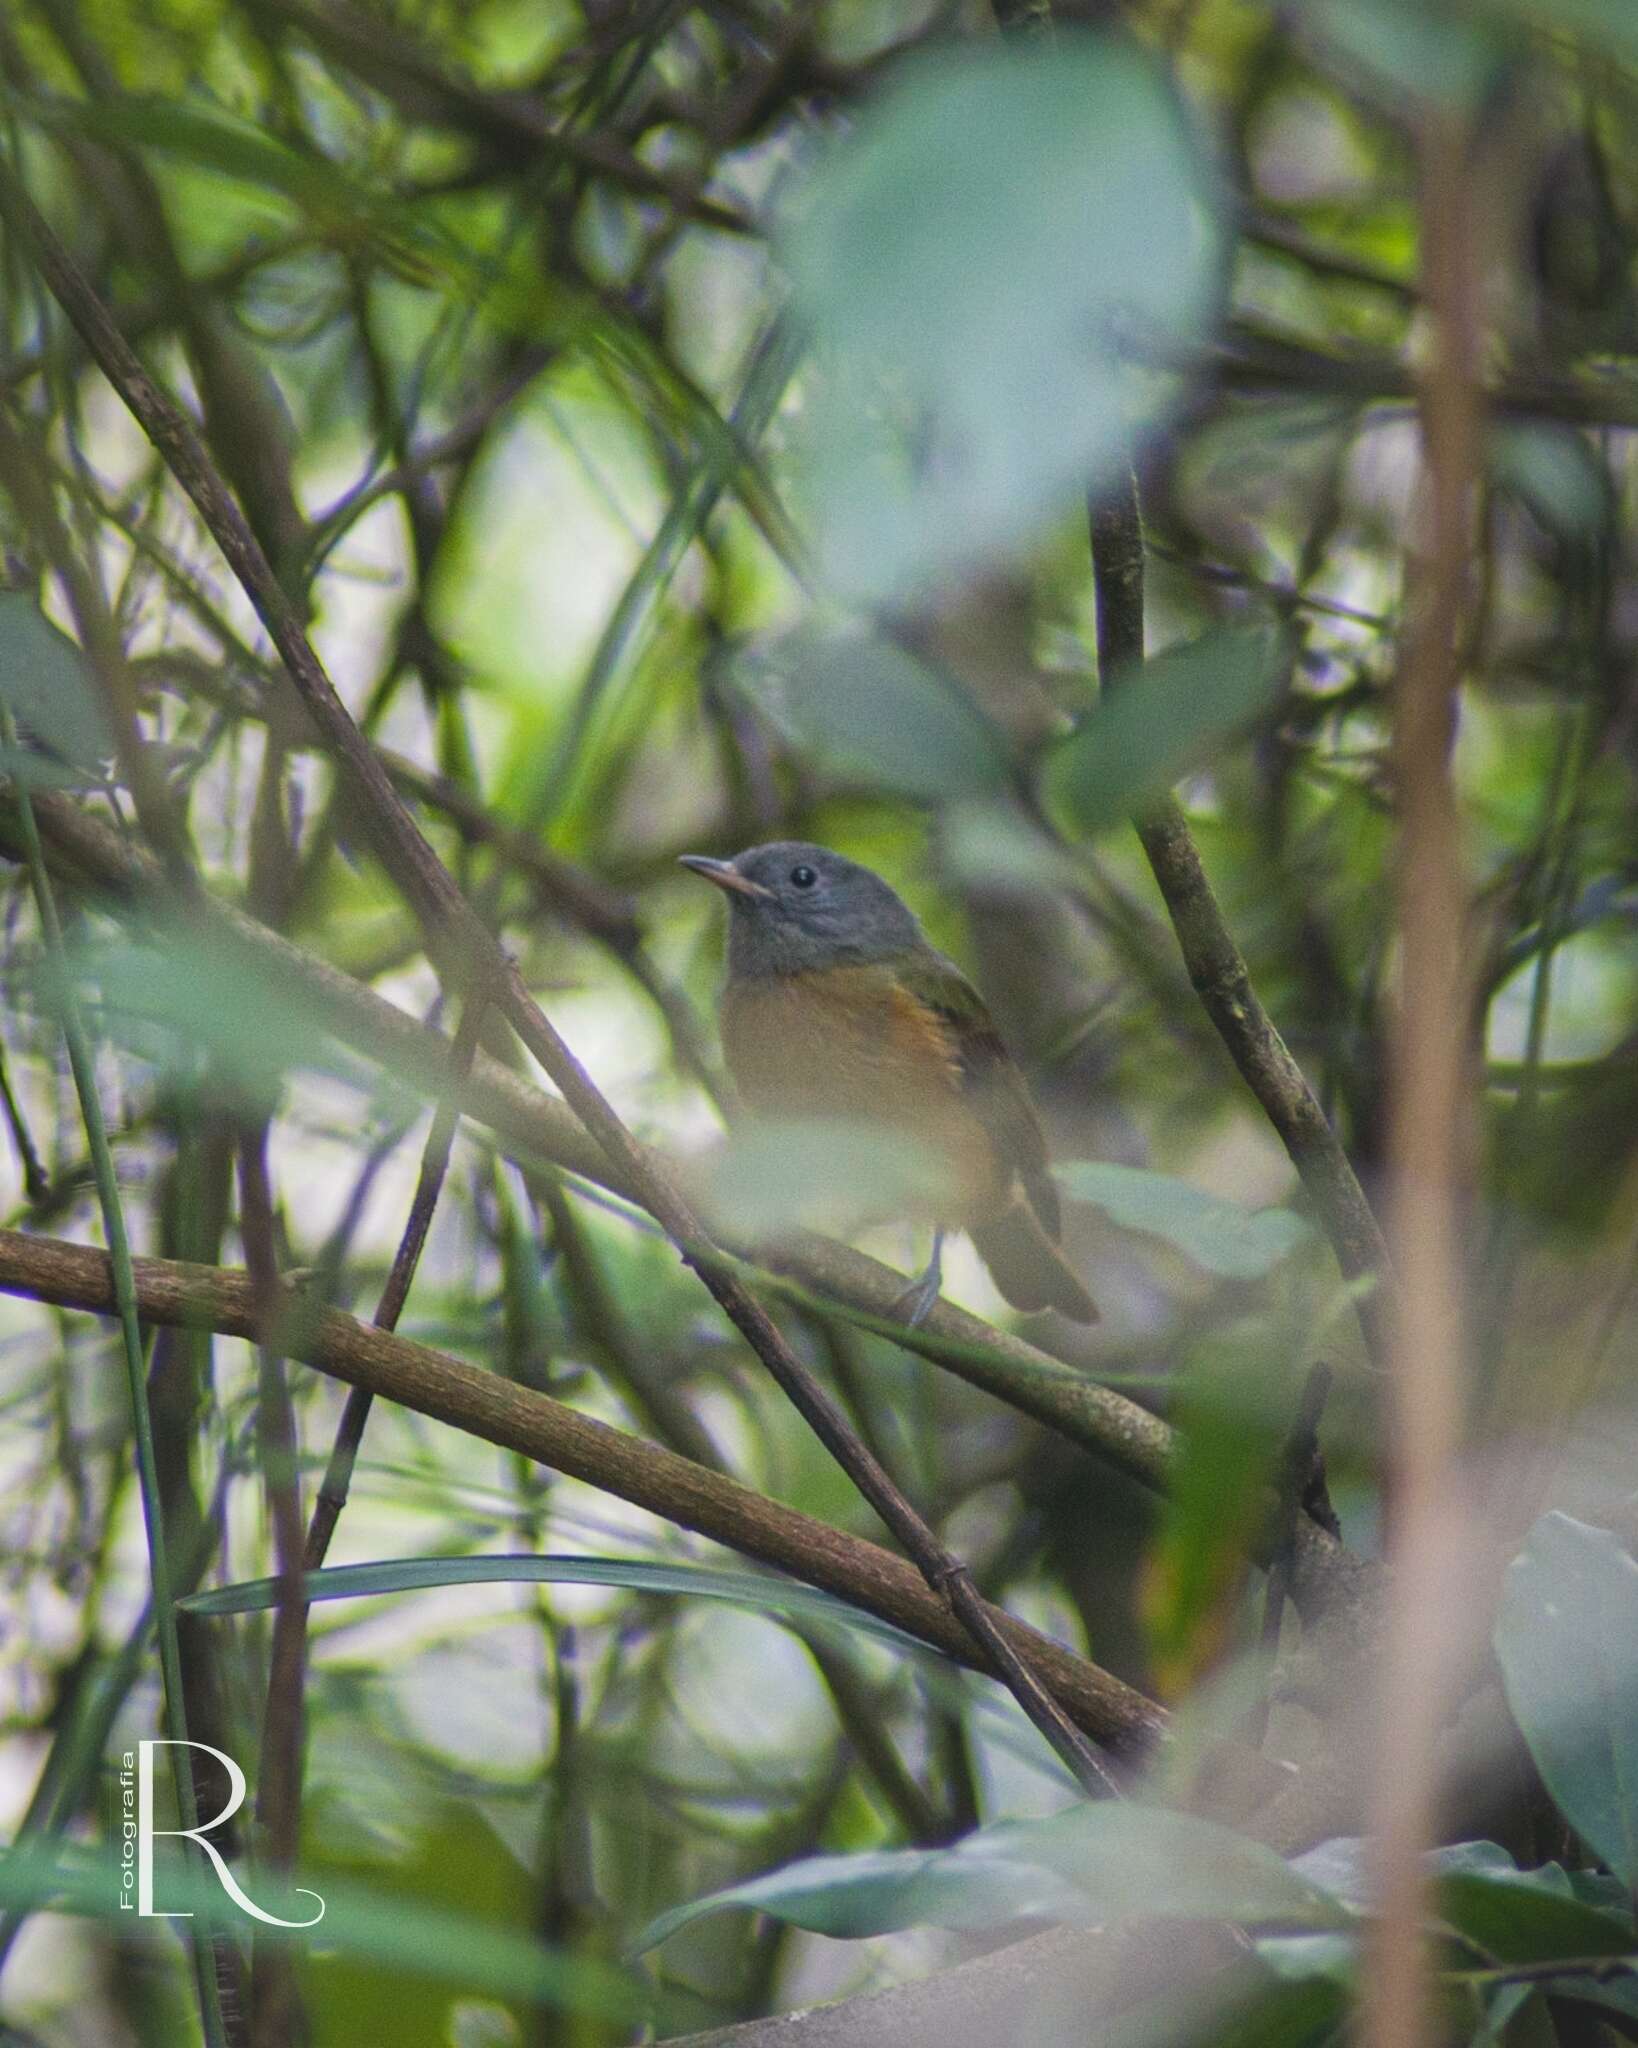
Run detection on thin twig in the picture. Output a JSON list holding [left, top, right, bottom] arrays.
[[1089, 472, 1394, 1367], [303, 985, 488, 1570], [1245, 1363, 1334, 1749], [0, 1031, 47, 1202]]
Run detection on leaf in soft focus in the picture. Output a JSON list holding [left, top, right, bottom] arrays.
[[1491, 423, 1610, 539], [0, 1842, 657, 2025], [0, 591, 114, 784], [983, 1804, 1355, 1928], [1299, 0, 1506, 107], [54, 95, 452, 282], [736, 627, 1009, 799], [1484, 0, 1638, 64], [1437, 1866, 1635, 1965], [57, 930, 394, 1101], [1140, 1335, 1291, 1698], [1494, 1511, 1638, 1887], [1046, 624, 1291, 836], [785, 35, 1221, 603], [178, 1553, 938, 1659], [1057, 1162, 1311, 1278], [632, 1846, 1081, 1955], [697, 1116, 958, 1245], [634, 1800, 1354, 1955], [64, 95, 346, 214], [940, 803, 1087, 896]]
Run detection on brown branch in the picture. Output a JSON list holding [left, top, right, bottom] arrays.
[[1089, 474, 1395, 1366], [1363, 108, 1485, 2048], [0, 1223, 1171, 1762], [0, 173, 1122, 1796]]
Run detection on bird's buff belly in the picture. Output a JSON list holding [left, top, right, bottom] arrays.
[[721, 970, 1004, 1225]]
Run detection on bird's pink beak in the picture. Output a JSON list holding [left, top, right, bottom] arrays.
[[678, 855, 771, 900]]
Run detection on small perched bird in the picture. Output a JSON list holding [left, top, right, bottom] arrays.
[[681, 841, 1098, 1326]]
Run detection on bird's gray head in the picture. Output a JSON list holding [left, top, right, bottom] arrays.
[[679, 842, 925, 981]]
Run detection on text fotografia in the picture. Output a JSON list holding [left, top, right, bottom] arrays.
[[117, 1741, 324, 1927]]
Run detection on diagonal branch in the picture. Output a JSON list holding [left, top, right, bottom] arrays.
[[0, 1224, 1169, 1762], [1089, 475, 1395, 1366], [303, 985, 488, 1570]]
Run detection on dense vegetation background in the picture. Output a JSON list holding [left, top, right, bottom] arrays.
[[0, 0, 1637, 2043]]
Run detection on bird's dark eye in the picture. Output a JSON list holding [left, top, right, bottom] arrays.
[[789, 864, 817, 890]]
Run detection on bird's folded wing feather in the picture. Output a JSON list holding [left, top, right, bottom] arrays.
[[895, 950, 1063, 1238]]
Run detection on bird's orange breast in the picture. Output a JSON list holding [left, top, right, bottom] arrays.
[[720, 968, 1000, 1219]]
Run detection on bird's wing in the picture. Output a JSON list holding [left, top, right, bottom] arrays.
[[895, 950, 1062, 1239]]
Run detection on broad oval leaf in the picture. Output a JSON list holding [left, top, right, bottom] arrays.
[[735, 628, 1009, 800], [1438, 1869, 1635, 1967], [786, 35, 1222, 603], [633, 1846, 1080, 1956], [1495, 1512, 1638, 1888], [695, 1116, 957, 1242], [1057, 1162, 1311, 1279], [1046, 624, 1292, 837], [634, 1800, 1354, 1955], [0, 591, 114, 784]]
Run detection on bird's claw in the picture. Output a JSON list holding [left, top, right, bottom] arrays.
[[890, 1234, 945, 1328], [891, 1272, 942, 1328]]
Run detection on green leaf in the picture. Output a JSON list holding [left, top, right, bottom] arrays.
[[1046, 624, 1291, 836], [634, 1800, 1354, 1954], [1429, 1844, 1634, 1967], [699, 1114, 957, 1241], [1491, 425, 1609, 539], [1494, 1513, 1638, 1888], [51, 927, 399, 1101], [1299, 0, 1506, 109], [0, 1843, 657, 2024], [1143, 1333, 1292, 1696], [0, 591, 114, 782], [1485, 0, 1638, 65], [786, 34, 1221, 603], [736, 628, 1009, 800], [633, 1846, 1080, 1955], [1056, 1162, 1311, 1278], [69, 95, 348, 213], [177, 1554, 934, 1659], [1438, 1868, 1634, 1967]]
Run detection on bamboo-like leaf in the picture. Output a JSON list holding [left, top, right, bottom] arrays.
[[178, 1553, 938, 1659]]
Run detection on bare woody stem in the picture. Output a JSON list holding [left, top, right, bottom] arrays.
[[0, 155, 1117, 1799], [1364, 108, 1483, 2048], [303, 984, 489, 1571], [1089, 475, 1395, 1366]]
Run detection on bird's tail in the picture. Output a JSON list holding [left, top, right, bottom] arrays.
[[971, 1207, 1099, 1323]]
